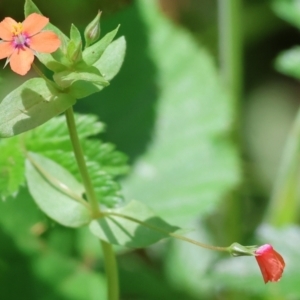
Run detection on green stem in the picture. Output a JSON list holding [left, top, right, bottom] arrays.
[[65, 107, 100, 216], [265, 107, 300, 226], [104, 211, 229, 252], [217, 0, 243, 243], [101, 241, 119, 300], [218, 0, 242, 103], [65, 107, 119, 300]]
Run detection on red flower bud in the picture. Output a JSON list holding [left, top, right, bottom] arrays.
[[255, 244, 285, 283]]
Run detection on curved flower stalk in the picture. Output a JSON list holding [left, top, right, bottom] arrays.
[[0, 13, 60, 75]]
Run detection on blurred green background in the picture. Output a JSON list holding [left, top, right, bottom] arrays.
[[0, 0, 300, 299]]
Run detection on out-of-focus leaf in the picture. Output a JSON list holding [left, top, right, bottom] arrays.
[[0, 187, 43, 254], [165, 220, 220, 298], [94, 36, 126, 81], [89, 200, 179, 247], [25, 152, 92, 227], [265, 106, 300, 226], [32, 251, 107, 300], [275, 46, 300, 80], [0, 136, 25, 199], [272, 0, 300, 29], [121, 0, 240, 226], [0, 78, 76, 138]]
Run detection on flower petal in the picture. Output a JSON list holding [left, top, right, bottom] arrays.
[[10, 47, 34, 75], [255, 244, 285, 284], [0, 41, 14, 59], [29, 31, 60, 53], [22, 13, 49, 36], [0, 17, 17, 40]]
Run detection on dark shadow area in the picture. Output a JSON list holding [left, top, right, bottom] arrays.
[[75, 2, 159, 163], [0, 227, 68, 300]]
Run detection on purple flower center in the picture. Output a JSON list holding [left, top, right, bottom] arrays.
[[13, 33, 30, 49]]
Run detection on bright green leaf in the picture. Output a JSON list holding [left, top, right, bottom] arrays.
[[94, 36, 126, 81], [0, 78, 76, 138], [25, 152, 92, 227], [272, 0, 300, 29], [120, 0, 240, 227], [0, 137, 25, 199], [82, 25, 120, 66], [275, 46, 300, 80], [89, 200, 179, 247]]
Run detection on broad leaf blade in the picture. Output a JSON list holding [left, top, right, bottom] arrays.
[[94, 36, 126, 81], [120, 0, 240, 226], [89, 200, 179, 247], [0, 78, 76, 137], [26, 152, 92, 227]]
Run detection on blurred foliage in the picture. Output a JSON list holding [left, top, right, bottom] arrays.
[[1, 0, 300, 299]]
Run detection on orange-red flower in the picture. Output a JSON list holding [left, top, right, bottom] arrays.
[[255, 244, 285, 283], [0, 13, 60, 75]]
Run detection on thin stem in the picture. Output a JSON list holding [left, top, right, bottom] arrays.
[[101, 241, 119, 300], [104, 211, 229, 252], [65, 107, 119, 299], [65, 107, 100, 216], [218, 0, 242, 104], [218, 0, 243, 243]]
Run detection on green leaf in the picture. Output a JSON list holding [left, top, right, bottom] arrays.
[[275, 46, 300, 80], [272, 0, 300, 29], [119, 0, 240, 226], [82, 25, 120, 66], [0, 137, 25, 199], [25, 152, 92, 227], [24, 113, 129, 207], [0, 78, 76, 138], [26, 113, 105, 152], [89, 200, 179, 247], [94, 36, 126, 81]]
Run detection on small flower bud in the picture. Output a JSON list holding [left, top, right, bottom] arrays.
[[84, 11, 101, 47]]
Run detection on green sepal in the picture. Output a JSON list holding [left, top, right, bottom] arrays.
[[67, 24, 83, 63], [26, 152, 92, 228], [67, 40, 83, 64], [82, 25, 120, 66], [84, 11, 101, 47], [89, 200, 179, 248], [0, 78, 76, 138]]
